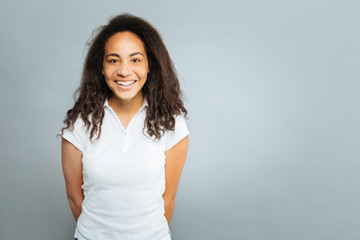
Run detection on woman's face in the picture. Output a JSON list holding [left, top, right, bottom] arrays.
[[102, 31, 149, 104]]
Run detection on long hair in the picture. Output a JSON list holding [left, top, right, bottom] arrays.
[[61, 13, 187, 141]]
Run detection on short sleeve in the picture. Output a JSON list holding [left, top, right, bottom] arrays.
[[165, 115, 190, 151], [59, 118, 89, 152]]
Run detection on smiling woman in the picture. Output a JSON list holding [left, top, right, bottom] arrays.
[[102, 31, 149, 117], [59, 14, 189, 240]]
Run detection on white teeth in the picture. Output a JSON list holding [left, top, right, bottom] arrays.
[[116, 81, 135, 86]]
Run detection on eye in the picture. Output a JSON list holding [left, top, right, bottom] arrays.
[[132, 58, 141, 63], [108, 59, 119, 63]]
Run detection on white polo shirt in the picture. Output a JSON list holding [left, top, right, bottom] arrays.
[[61, 98, 189, 240]]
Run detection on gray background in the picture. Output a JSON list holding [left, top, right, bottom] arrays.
[[0, 0, 359, 239]]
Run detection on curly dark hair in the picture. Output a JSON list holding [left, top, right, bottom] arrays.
[[61, 13, 187, 141]]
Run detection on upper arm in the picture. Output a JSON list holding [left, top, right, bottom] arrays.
[[61, 138, 84, 199], [163, 135, 189, 201]]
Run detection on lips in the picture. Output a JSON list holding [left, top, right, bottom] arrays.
[[115, 80, 136, 86]]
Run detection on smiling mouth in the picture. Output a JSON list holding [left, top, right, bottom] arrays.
[[115, 80, 136, 86]]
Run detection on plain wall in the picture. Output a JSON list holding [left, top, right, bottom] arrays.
[[0, 0, 359, 239]]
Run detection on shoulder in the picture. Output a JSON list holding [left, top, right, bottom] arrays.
[[164, 115, 189, 151], [60, 116, 91, 152]]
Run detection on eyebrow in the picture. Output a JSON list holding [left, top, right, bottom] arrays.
[[105, 52, 144, 59]]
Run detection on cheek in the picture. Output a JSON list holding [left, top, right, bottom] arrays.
[[103, 72, 115, 88], [136, 65, 149, 78], [103, 66, 115, 79]]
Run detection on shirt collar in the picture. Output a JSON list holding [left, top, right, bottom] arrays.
[[140, 98, 149, 111], [104, 97, 148, 112], [104, 98, 110, 108]]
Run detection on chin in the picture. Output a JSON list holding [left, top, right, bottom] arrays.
[[112, 92, 143, 102]]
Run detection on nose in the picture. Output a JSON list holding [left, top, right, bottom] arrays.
[[116, 62, 131, 77]]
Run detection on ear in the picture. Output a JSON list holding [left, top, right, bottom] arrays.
[[102, 68, 104, 75]]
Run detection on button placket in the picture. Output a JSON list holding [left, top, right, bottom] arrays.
[[106, 100, 147, 153], [122, 130, 129, 152]]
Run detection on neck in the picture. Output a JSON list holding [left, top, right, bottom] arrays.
[[108, 94, 144, 117]]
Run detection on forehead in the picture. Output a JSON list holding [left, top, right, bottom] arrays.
[[104, 31, 146, 53]]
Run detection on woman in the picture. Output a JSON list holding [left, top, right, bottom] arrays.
[[60, 13, 189, 240]]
